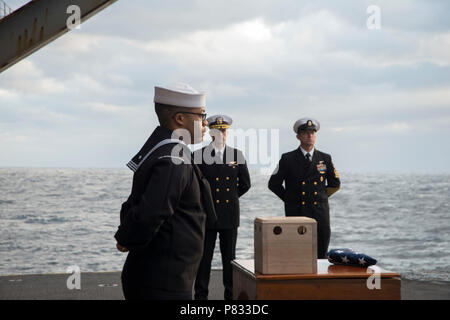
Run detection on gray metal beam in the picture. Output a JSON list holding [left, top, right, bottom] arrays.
[[0, 1, 13, 19], [0, 0, 117, 74]]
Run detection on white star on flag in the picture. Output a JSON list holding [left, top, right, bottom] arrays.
[[341, 256, 349, 263], [358, 257, 366, 265]]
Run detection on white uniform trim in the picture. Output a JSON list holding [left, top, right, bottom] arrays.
[[126, 139, 186, 172]]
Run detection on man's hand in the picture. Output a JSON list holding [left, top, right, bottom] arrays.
[[116, 242, 129, 252]]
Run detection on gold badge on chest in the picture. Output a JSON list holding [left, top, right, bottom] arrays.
[[228, 161, 237, 168]]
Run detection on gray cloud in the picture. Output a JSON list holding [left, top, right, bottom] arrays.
[[0, 0, 449, 172]]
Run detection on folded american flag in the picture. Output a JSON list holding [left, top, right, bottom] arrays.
[[327, 248, 377, 267]]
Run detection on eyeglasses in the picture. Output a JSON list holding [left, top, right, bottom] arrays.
[[176, 112, 207, 121]]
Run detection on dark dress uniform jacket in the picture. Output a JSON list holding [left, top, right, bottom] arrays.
[[195, 145, 251, 229], [114, 126, 213, 293], [268, 147, 340, 257]]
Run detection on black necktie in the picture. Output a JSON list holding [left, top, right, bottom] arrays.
[[215, 151, 223, 164], [305, 153, 311, 169], [305, 153, 311, 162]]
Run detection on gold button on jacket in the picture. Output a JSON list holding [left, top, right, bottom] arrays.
[[194, 145, 251, 229]]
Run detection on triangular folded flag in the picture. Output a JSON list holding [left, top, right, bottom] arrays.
[[327, 248, 377, 267]]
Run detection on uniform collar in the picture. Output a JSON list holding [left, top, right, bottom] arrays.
[[213, 145, 225, 154], [153, 125, 176, 140], [300, 146, 315, 158], [127, 125, 187, 171], [210, 142, 225, 153]]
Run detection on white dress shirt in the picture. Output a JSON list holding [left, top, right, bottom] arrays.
[[300, 146, 315, 162], [214, 145, 225, 161]]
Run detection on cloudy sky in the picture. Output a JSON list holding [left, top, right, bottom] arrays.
[[1, 0, 449, 173]]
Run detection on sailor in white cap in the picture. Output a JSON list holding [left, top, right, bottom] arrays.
[[194, 114, 251, 300], [153, 82, 208, 144], [293, 117, 321, 133], [115, 83, 216, 300], [268, 117, 340, 259]]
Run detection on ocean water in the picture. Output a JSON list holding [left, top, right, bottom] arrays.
[[0, 168, 449, 282]]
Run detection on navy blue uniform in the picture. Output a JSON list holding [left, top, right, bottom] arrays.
[[194, 144, 251, 300], [115, 126, 215, 299], [268, 147, 340, 258]]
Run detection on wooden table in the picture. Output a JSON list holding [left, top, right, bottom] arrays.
[[232, 259, 401, 300]]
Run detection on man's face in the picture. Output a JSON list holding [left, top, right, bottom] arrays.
[[210, 128, 227, 147], [184, 107, 207, 144], [296, 129, 316, 147]]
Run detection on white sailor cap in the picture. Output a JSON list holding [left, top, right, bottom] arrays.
[[293, 118, 320, 133], [154, 82, 206, 108], [207, 114, 233, 129]]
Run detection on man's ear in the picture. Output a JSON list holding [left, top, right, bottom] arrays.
[[296, 134, 301, 141], [173, 113, 185, 126]]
